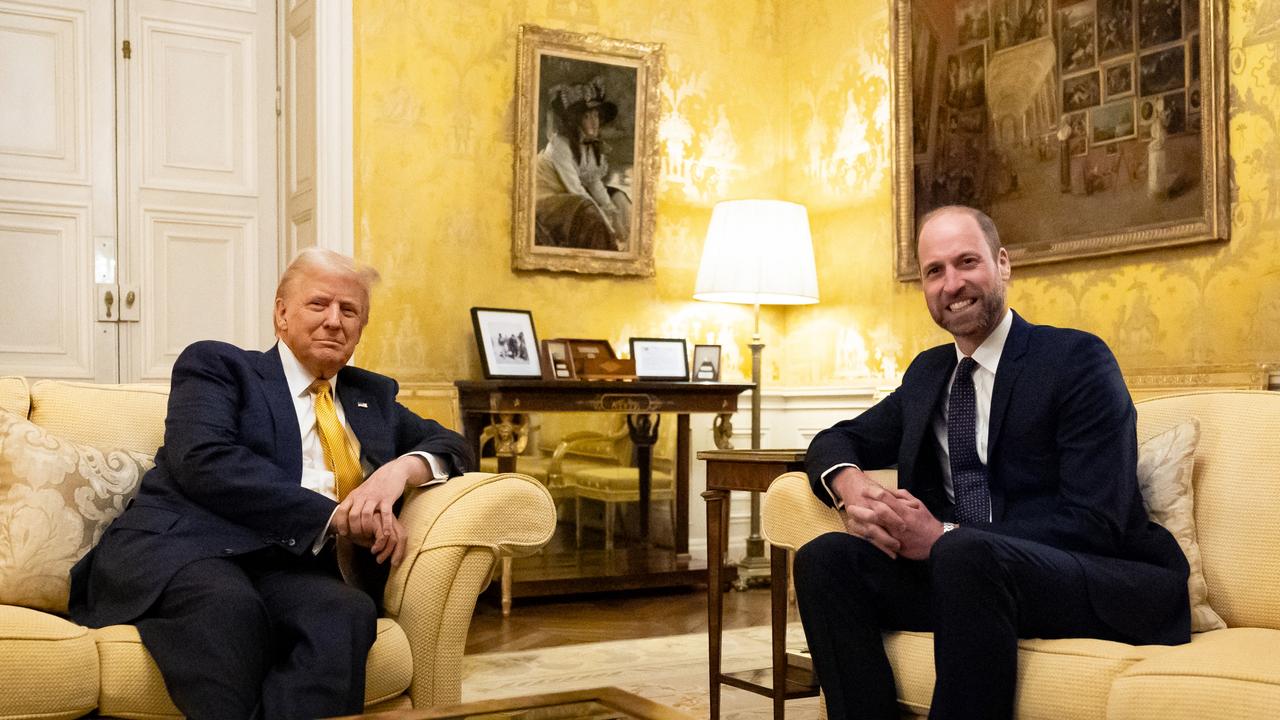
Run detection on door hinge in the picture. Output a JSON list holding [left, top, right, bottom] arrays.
[[122, 39, 132, 59], [276, 86, 282, 117]]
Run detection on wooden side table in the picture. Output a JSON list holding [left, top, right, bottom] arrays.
[[699, 449, 819, 720], [456, 380, 751, 615]]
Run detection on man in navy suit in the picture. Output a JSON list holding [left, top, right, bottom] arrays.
[[795, 206, 1189, 720], [69, 249, 472, 720]]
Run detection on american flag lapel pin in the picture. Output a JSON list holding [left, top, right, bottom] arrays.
[[357, 401, 368, 408]]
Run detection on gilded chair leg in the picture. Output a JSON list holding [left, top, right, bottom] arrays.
[[501, 555, 512, 617]]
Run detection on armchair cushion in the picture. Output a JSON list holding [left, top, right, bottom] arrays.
[[0, 410, 151, 613], [1107, 627, 1280, 720], [0, 377, 29, 417], [92, 619, 413, 718], [29, 380, 169, 456], [0, 605, 98, 720], [883, 630, 1164, 720]]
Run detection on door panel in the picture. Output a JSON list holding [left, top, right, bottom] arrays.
[[0, 0, 116, 381], [283, 0, 315, 257], [123, 0, 277, 382]]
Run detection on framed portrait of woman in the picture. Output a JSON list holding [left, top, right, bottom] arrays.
[[511, 25, 663, 277]]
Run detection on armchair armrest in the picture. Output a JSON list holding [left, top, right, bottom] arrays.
[[761, 472, 845, 551], [383, 472, 555, 707], [761, 469, 900, 551], [548, 426, 630, 479]]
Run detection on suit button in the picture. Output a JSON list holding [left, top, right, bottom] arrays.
[[222, 548, 234, 555], [287, 538, 296, 547]]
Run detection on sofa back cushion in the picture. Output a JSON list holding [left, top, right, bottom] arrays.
[[1135, 391, 1280, 630], [0, 376, 30, 417], [29, 380, 169, 456]]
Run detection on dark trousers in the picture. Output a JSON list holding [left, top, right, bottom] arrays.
[[135, 547, 378, 720], [794, 528, 1126, 720]]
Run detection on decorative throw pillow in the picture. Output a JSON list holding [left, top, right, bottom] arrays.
[[0, 409, 153, 614], [1135, 418, 1226, 633]]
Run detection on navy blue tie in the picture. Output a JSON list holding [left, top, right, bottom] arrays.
[[948, 357, 990, 524]]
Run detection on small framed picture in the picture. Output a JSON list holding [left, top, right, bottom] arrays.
[[541, 339, 575, 380], [691, 344, 722, 381], [470, 307, 542, 379], [629, 337, 689, 381]]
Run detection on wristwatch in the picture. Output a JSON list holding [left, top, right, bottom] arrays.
[[942, 521, 958, 533]]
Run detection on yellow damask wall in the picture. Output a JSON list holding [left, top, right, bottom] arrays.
[[355, 0, 1280, 386], [780, 0, 1280, 385], [353, 0, 789, 383]]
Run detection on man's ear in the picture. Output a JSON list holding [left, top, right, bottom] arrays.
[[274, 297, 287, 332], [997, 247, 1011, 281]]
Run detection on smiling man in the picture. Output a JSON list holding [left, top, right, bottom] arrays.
[[793, 206, 1190, 720], [68, 248, 471, 720]]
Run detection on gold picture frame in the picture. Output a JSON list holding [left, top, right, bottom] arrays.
[[893, 0, 1229, 281], [512, 25, 664, 277]]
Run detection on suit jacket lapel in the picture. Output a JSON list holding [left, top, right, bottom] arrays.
[[987, 311, 1030, 469], [258, 345, 303, 474], [336, 370, 386, 469], [901, 347, 955, 511]]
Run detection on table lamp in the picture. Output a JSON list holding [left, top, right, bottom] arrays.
[[693, 199, 819, 581]]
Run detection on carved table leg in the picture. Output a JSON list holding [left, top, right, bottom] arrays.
[[704, 489, 729, 720], [626, 413, 660, 545]]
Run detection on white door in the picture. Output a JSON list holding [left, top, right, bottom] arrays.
[[0, 0, 278, 383], [0, 0, 119, 382], [119, 0, 278, 382]]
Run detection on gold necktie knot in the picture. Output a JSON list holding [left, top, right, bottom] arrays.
[[310, 379, 362, 500]]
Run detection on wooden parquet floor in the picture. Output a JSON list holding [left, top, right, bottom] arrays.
[[464, 585, 786, 654]]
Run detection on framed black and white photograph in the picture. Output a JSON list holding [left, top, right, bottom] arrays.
[[470, 307, 542, 379], [542, 339, 574, 380], [629, 338, 688, 381], [691, 344, 722, 382]]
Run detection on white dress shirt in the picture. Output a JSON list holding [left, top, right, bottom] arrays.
[[277, 342, 448, 551], [820, 309, 1013, 519]]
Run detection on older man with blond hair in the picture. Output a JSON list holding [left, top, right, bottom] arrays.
[[70, 248, 471, 720]]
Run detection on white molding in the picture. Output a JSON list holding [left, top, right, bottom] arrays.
[[313, 0, 352, 255]]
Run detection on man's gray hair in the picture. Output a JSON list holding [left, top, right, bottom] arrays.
[[916, 205, 1002, 260], [275, 247, 381, 320]]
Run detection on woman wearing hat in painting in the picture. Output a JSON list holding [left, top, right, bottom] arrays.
[[535, 77, 631, 251]]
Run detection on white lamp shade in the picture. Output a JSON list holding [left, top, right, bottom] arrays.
[[693, 199, 819, 306]]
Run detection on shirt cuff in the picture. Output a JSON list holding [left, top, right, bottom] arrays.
[[408, 451, 449, 484], [820, 463, 861, 509], [313, 506, 339, 555]]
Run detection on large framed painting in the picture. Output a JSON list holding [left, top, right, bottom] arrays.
[[511, 25, 663, 276], [893, 0, 1229, 281]]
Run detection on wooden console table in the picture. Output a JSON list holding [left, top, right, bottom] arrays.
[[699, 449, 819, 720], [456, 380, 751, 614]]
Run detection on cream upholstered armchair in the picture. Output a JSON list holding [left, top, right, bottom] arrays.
[[0, 377, 556, 720], [762, 390, 1280, 719]]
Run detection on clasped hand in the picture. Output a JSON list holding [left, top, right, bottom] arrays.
[[330, 455, 429, 566], [829, 467, 944, 560]]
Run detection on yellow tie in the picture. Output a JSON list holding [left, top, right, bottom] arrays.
[[310, 379, 363, 500]]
